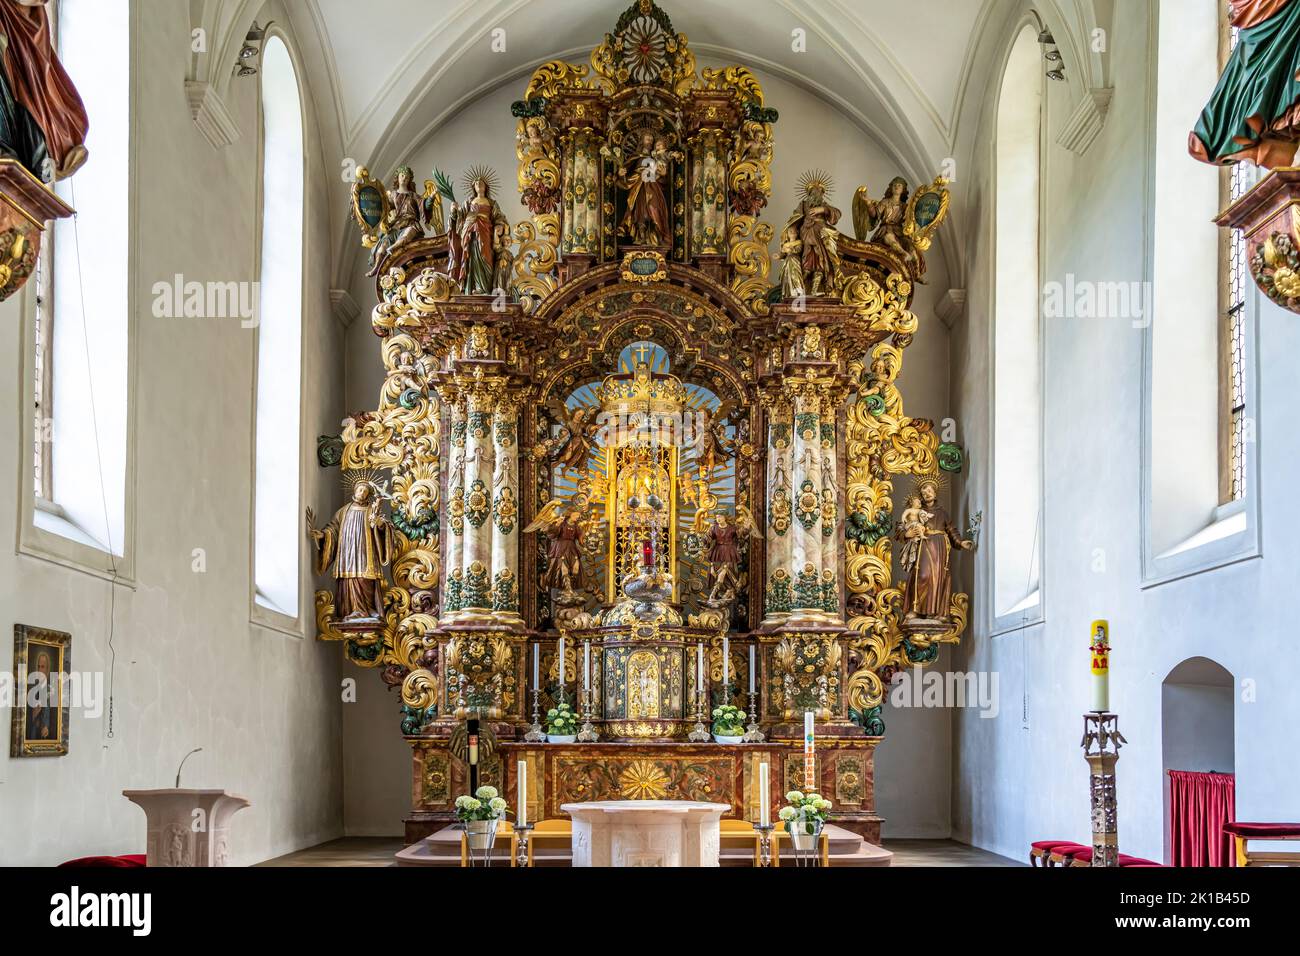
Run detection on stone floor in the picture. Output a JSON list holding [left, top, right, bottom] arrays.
[[257, 836, 1021, 867]]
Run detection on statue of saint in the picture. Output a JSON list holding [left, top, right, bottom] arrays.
[[619, 131, 671, 246], [365, 166, 428, 277], [524, 497, 597, 599], [448, 171, 510, 295], [704, 507, 761, 606], [691, 399, 736, 479], [1190, 0, 1300, 169], [778, 224, 805, 300], [853, 177, 923, 279], [784, 177, 843, 296], [0, 1, 88, 182], [307, 481, 395, 622], [896, 479, 973, 622]]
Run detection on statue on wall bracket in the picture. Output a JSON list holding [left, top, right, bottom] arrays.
[[307, 473, 395, 625], [895, 476, 974, 634]]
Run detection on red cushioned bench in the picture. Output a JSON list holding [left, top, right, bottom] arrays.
[[57, 854, 147, 868], [1223, 822, 1300, 867]]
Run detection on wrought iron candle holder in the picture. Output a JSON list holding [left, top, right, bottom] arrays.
[[1081, 711, 1126, 867], [742, 689, 765, 742]]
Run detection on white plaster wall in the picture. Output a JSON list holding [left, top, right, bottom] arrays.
[[951, 0, 1300, 863], [339, 65, 955, 838], [0, 1, 345, 866]]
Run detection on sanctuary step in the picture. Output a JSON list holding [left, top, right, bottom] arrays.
[[394, 822, 892, 867]]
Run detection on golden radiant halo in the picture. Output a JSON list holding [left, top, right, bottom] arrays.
[[797, 168, 835, 201], [341, 468, 388, 499], [462, 164, 500, 196], [910, 473, 948, 497]]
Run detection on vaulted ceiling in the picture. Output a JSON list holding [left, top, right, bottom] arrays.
[[189, 0, 1113, 287]]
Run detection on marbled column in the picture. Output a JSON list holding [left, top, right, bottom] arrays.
[[491, 395, 522, 621], [563, 132, 600, 254], [460, 390, 496, 614], [444, 398, 467, 614], [819, 395, 840, 616], [762, 396, 794, 621], [790, 389, 824, 613], [689, 130, 727, 256]]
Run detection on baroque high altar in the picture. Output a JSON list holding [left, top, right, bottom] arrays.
[[315, 0, 969, 844]]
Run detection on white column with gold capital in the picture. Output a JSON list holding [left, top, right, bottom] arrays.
[[443, 397, 467, 616], [762, 395, 794, 622], [789, 387, 824, 616], [459, 387, 496, 617], [818, 394, 840, 617], [490, 395, 523, 624]]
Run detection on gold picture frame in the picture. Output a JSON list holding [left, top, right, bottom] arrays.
[[10, 624, 71, 757]]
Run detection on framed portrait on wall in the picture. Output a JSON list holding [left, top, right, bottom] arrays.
[[9, 625, 70, 757]]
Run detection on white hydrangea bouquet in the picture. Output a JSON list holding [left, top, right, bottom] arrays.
[[454, 785, 510, 823], [779, 790, 832, 836], [546, 701, 577, 738], [711, 703, 746, 740]]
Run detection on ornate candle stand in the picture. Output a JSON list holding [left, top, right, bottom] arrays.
[[742, 690, 765, 742], [576, 684, 600, 742], [688, 688, 711, 742], [753, 823, 775, 868], [1080, 712, 1127, 867], [524, 687, 546, 742], [513, 821, 533, 867]]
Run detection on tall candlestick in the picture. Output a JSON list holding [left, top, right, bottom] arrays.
[[517, 760, 527, 827], [803, 710, 815, 793], [558, 636, 565, 685], [722, 636, 729, 686], [749, 644, 756, 695], [758, 761, 770, 827], [532, 642, 539, 689], [1090, 619, 1110, 712]]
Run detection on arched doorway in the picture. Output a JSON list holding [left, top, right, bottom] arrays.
[[1162, 656, 1235, 865]]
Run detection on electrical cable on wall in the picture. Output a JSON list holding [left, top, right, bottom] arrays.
[[67, 178, 119, 741]]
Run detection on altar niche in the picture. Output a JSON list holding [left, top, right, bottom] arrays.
[[320, 0, 968, 846]]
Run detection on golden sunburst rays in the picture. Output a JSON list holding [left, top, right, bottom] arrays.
[[462, 163, 500, 196], [909, 472, 948, 497], [341, 467, 389, 499], [798, 168, 835, 201]]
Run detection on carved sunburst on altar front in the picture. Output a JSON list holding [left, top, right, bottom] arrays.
[[619, 759, 671, 800]]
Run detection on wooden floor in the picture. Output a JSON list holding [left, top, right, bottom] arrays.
[[257, 836, 1020, 867]]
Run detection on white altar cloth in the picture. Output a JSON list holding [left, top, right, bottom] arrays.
[[560, 799, 730, 867]]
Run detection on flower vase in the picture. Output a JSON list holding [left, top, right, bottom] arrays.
[[713, 733, 743, 744], [547, 734, 577, 744], [464, 817, 500, 863], [787, 819, 823, 855]]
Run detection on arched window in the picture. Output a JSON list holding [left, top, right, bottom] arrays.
[[992, 25, 1043, 624], [252, 36, 304, 620], [32, 0, 130, 562], [1144, 0, 1257, 582]]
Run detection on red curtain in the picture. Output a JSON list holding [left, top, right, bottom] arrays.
[[1168, 770, 1236, 866]]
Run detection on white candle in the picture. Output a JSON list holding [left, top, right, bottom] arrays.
[[722, 636, 729, 686], [558, 636, 565, 685], [532, 642, 539, 689], [517, 760, 527, 827], [804, 710, 815, 792], [758, 761, 770, 827], [749, 644, 756, 695], [584, 641, 590, 691], [697, 643, 704, 690], [1090, 620, 1110, 712]]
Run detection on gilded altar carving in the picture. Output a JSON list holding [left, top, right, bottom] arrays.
[[322, 4, 970, 832]]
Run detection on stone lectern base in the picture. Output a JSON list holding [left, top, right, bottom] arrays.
[[122, 788, 250, 867]]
